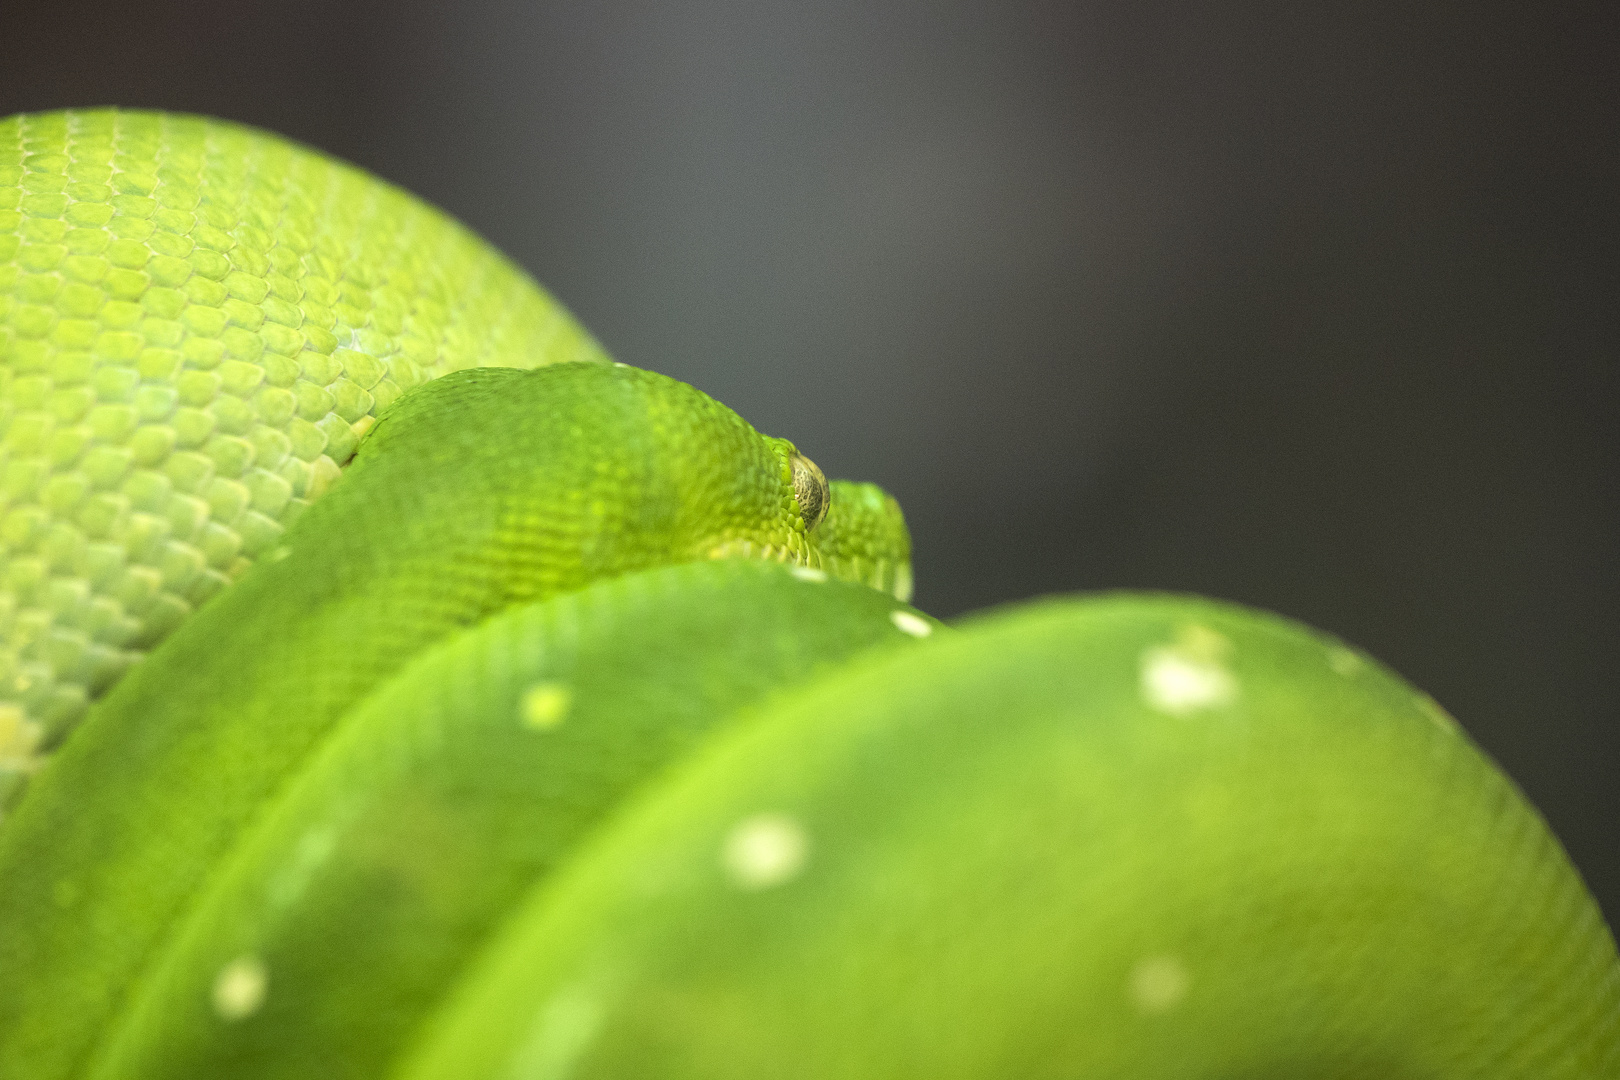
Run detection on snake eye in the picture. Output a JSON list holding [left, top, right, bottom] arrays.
[[790, 452, 829, 531]]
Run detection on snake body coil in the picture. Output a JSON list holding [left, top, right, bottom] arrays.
[[0, 110, 1615, 1079]]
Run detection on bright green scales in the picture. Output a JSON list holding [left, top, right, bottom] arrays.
[[0, 109, 607, 764], [0, 110, 1614, 1079]]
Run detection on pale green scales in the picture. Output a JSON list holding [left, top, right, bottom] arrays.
[[0, 109, 1616, 1079], [0, 109, 607, 786]]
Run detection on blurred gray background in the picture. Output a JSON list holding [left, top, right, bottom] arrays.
[[4, 1, 1615, 916]]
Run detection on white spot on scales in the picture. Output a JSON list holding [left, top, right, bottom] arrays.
[[213, 955, 269, 1021], [1327, 646, 1364, 676], [521, 682, 572, 730], [722, 813, 809, 890], [890, 611, 933, 638], [1140, 625, 1237, 716], [1129, 955, 1191, 1015]]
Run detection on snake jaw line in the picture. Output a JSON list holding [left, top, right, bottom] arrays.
[[704, 538, 915, 602]]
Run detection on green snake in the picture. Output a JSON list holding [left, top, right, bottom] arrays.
[[0, 110, 1614, 1079]]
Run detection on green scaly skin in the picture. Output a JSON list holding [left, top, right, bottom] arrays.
[[80, 560, 935, 1080], [403, 595, 1620, 1080], [0, 109, 609, 784], [1, 109, 1616, 1080], [0, 360, 916, 1080]]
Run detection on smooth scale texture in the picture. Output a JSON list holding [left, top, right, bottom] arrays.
[[83, 560, 936, 1080], [404, 595, 1620, 1080]]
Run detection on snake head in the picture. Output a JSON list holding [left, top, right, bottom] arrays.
[[808, 480, 913, 602], [778, 446, 914, 600], [347, 362, 911, 602], [709, 433, 911, 600]]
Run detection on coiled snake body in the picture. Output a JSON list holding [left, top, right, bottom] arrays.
[[0, 110, 1614, 1079]]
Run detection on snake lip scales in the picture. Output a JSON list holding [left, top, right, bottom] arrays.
[[0, 109, 1615, 1080]]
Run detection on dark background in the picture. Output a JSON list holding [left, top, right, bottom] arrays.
[[4, 1, 1614, 916]]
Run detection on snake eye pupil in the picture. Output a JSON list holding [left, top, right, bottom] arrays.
[[790, 453, 829, 531]]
